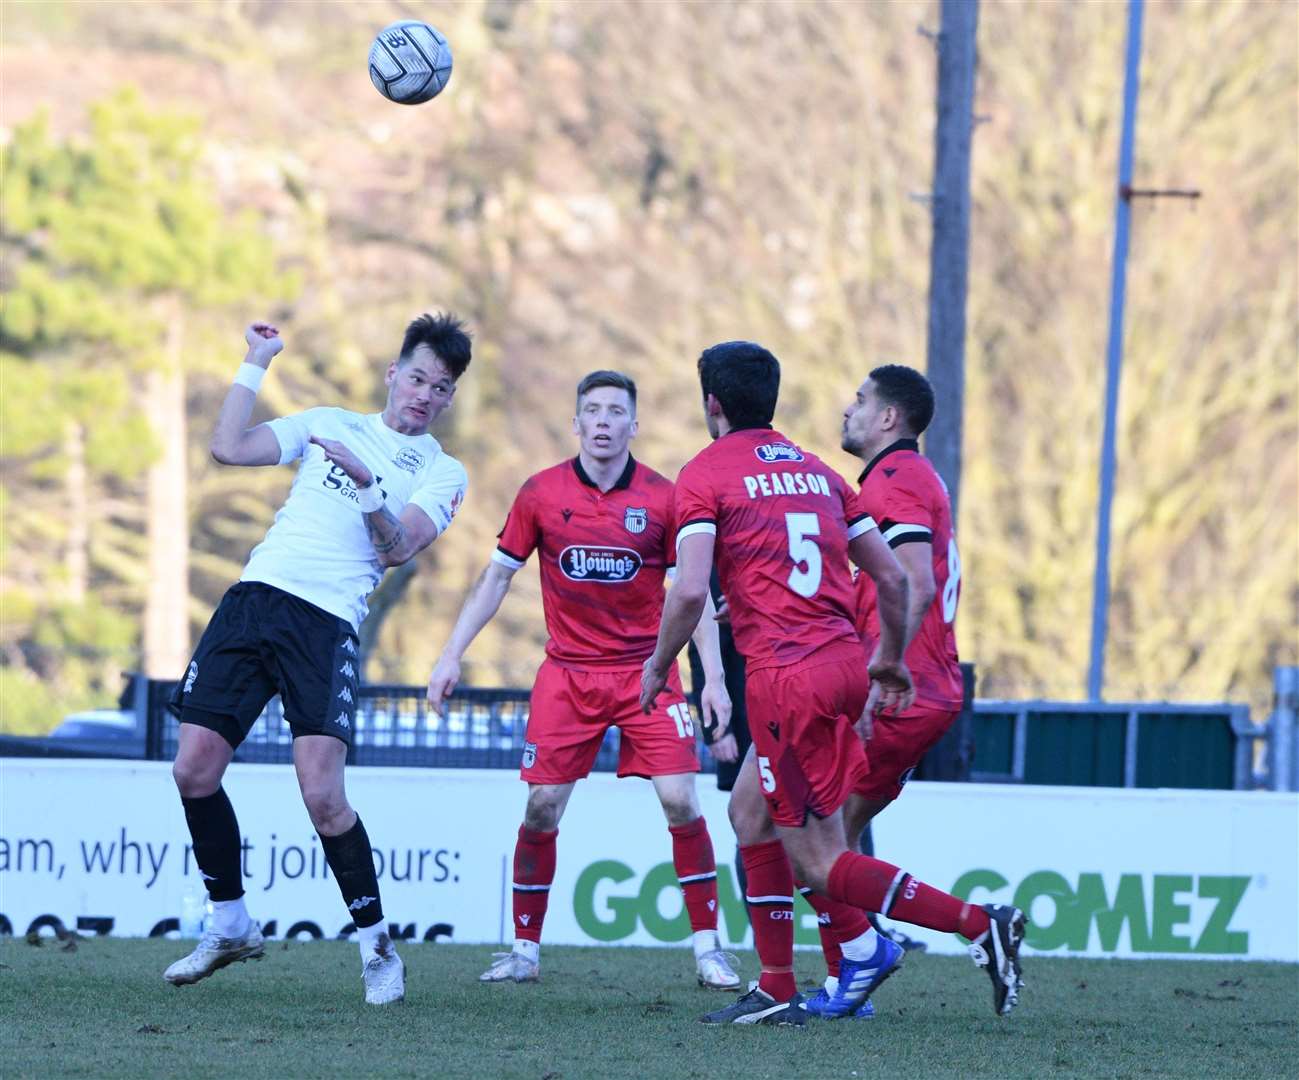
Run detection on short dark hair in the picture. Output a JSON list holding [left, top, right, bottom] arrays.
[[697, 341, 780, 428], [869, 364, 935, 435], [400, 312, 472, 379], [576, 370, 637, 410]]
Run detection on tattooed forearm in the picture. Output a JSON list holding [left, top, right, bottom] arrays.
[[365, 504, 406, 559]]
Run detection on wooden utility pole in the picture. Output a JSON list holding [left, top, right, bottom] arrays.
[[923, 0, 980, 526]]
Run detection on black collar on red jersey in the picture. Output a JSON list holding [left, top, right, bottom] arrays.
[[859, 438, 920, 483], [572, 454, 637, 492], [728, 423, 775, 433]]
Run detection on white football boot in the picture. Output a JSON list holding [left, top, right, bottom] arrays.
[[362, 933, 406, 1005], [479, 950, 540, 983], [164, 922, 265, 986], [695, 933, 741, 989]]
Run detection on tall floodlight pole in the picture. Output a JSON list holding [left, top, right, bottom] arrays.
[[924, 0, 980, 527], [1088, 0, 1145, 701]]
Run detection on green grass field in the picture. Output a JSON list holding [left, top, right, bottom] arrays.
[[2, 937, 1295, 1079]]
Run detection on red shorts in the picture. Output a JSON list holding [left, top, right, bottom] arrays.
[[853, 705, 959, 803], [746, 641, 870, 828], [521, 659, 700, 784]]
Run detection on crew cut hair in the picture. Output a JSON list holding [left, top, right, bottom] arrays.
[[697, 340, 780, 429], [869, 364, 935, 435], [576, 370, 637, 411], [399, 312, 473, 379]]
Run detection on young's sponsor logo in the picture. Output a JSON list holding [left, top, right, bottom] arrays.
[[754, 442, 805, 464], [559, 545, 642, 583]]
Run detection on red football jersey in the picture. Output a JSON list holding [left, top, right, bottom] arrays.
[[493, 456, 676, 670], [854, 439, 963, 710], [674, 428, 875, 673]]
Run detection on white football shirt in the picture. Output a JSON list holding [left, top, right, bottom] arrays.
[[240, 408, 468, 629]]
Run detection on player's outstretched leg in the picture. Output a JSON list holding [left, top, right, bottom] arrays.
[[823, 851, 1025, 1017], [668, 813, 739, 990], [481, 824, 554, 983], [166, 725, 265, 986], [700, 840, 804, 1025]]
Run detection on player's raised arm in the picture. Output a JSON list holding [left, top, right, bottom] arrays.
[[209, 323, 288, 467], [426, 558, 519, 712]]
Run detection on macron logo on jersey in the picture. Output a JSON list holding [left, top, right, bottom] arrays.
[[559, 545, 642, 583], [754, 443, 805, 464]]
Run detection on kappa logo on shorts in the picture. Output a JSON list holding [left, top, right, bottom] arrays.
[[335, 712, 351, 730], [623, 506, 647, 534], [394, 446, 425, 474], [337, 686, 354, 704], [522, 742, 538, 769], [753, 442, 805, 464], [339, 661, 355, 679], [559, 545, 642, 583], [341, 638, 357, 656], [183, 661, 198, 694]]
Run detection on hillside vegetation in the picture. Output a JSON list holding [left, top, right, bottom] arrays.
[[1, 0, 1295, 731]]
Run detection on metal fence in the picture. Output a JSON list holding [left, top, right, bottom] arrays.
[[7, 671, 1281, 793]]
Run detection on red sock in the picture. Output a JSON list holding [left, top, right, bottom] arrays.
[[740, 840, 797, 1001], [826, 852, 990, 941], [512, 825, 557, 943], [670, 816, 718, 933], [798, 883, 872, 979]]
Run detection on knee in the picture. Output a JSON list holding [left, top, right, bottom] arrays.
[[728, 795, 772, 846], [793, 856, 831, 895], [172, 756, 220, 799], [301, 784, 352, 835], [523, 794, 562, 832]]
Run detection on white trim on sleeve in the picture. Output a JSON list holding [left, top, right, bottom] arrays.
[[845, 515, 878, 540], [675, 521, 717, 549], [491, 548, 526, 571], [882, 522, 933, 544]]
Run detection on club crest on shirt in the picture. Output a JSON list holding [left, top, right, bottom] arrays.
[[754, 442, 805, 464], [394, 447, 425, 474], [559, 545, 642, 583], [624, 506, 647, 534]]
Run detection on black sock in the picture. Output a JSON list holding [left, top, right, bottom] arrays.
[[181, 787, 244, 902], [319, 816, 384, 929]]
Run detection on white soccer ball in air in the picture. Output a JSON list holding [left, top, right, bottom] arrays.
[[368, 20, 453, 105]]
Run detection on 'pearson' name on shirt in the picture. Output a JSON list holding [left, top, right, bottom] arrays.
[[742, 471, 833, 500]]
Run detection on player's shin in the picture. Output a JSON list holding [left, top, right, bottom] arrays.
[[670, 816, 720, 952], [740, 840, 797, 1002], [826, 852, 990, 941], [512, 825, 557, 962], [181, 787, 249, 935], [319, 816, 387, 956], [798, 883, 876, 985]]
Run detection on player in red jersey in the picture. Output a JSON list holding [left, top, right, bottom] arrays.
[[427, 371, 740, 990], [641, 341, 1025, 1025], [799, 364, 974, 1018]]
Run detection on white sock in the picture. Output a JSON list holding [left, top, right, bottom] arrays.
[[824, 975, 840, 996], [209, 897, 250, 937], [357, 921, 386, 960], [692, 929, 720, 959], [513, 938, 540, 964], [840, 926, 881, 963]]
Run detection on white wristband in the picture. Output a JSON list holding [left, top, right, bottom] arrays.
[[233, 362, 267, 393], [356, 483, 385, 513]]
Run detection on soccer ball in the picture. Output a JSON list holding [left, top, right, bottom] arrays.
[[368, 20, 453, 105]]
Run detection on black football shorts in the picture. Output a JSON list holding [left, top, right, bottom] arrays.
[[168, 582, 360, 748]]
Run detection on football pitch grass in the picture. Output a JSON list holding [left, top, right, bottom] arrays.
[[2, 938, 1295, 1079]]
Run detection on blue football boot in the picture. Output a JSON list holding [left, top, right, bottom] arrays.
[[802, 987, 876, 1019], [802, 935, 903, 1019]]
